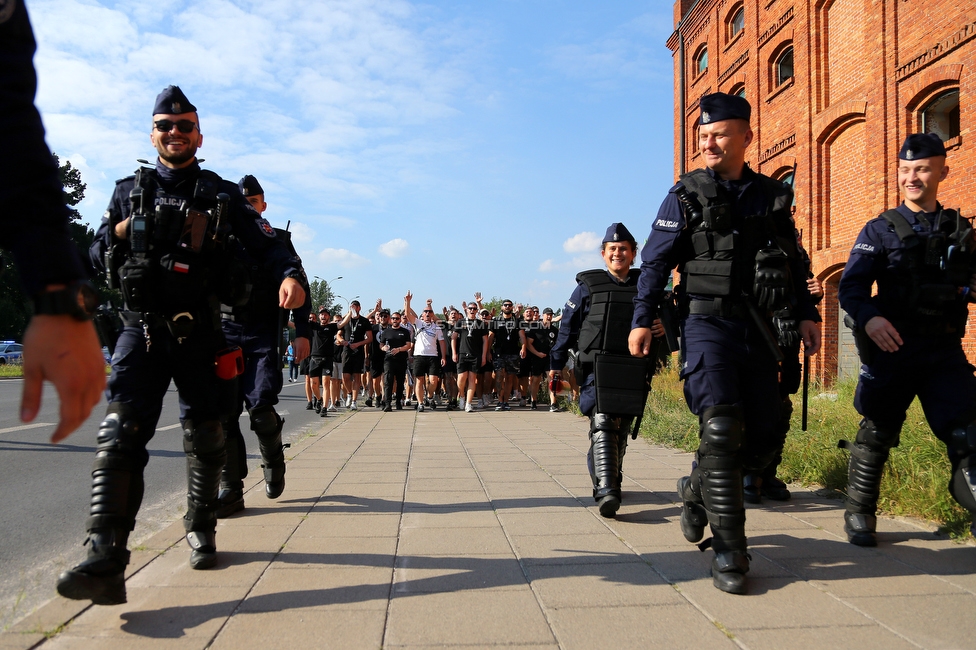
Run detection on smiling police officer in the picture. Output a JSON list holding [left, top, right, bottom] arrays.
[[629, 93, 822, 595], [57, 86, 305, 606], [838, 133, 976, 546]]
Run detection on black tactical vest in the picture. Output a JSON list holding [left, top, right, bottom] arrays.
[[677, 169, 796, 301], [576, 268, 640, 373], [113, 166, 229, 316], [876, 208, 971, 333]]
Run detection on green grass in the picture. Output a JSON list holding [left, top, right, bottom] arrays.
[[639, 365, 972, 536], [0, 364, 111, 378]]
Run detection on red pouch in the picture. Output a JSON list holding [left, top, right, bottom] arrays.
[[215, 347, 244, 380]]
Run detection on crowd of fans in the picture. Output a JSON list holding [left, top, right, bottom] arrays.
[[285, 292, 576, 415]]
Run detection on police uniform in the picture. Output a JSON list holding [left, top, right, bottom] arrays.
[[57, 87, 302, 606], [632, 93, 820, 594], [0, 0, 86, 294], [212, 174, 311, 518], [551, 223, 650, 518], [838, 133, 976, 546]]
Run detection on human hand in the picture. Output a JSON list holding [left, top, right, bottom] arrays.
[[474, 292, 482, 303], [650, 318, 666, 338], [807, 277, 824, 300], [278, 277, 306, 309], [293, 337, 310, 363], [865, 316, 902, 353], [798, 320, 822, 356], [405, 290, 412, 303], [628, 327, 654, 357], [21, 316, 106, 443]]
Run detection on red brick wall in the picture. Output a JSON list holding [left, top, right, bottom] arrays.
[[668, 0, 976, 383]]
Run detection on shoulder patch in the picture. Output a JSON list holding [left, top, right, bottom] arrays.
[[256, 218, 276, 238], [852, 242, 876, 254], [653, 217, 681, 231], [566, 300, 576, 310]]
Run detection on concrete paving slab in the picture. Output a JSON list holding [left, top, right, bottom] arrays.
[[397, 524, 513, 556], [238, 566, 393, 612], [393, 554, 528, 593], [843, 593, 976, 648], [211, 610, 386, 649], [525, 561, 684, 607], [734, 623, 916, 650], [293, 512, 402, 537]]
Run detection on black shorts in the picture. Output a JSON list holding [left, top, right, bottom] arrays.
[[442, 357, 457, 374], [530, 355, 550, 376], [413, 355, 442, 377], [518, 355, 531, 378], [308, 356, 331, 378], [342, 348, 365, 375], [480, 360, 494, 374], [457, 356, 480, 374], [299, 357, 311, 376]]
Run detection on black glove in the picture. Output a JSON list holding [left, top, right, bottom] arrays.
[[772, 314, 799, 349], [754, 247, 791, 311]]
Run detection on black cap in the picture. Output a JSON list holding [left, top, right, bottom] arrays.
[[153, 85, 197, 115], [351, 300, 361, 307], [699, 92, 751, 125], [239, 175, 264, 197], [603, 222, 636, 245], [379, 309, 391, 317], [899, 133, 947, 160], [542, 307, 554, 315]]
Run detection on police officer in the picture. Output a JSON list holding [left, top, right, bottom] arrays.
[[0, 0, 106, 441], [551, 223, 654, 519], [838, 133, 976, 546], [629, 92, 822, 595], [57, 86, 306, 606], [213, 174, 312, 518]]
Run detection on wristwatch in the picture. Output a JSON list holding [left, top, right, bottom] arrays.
[[33, 281, 100, 321]]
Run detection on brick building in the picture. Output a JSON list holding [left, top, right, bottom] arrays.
[[667, 0, 974, 382]]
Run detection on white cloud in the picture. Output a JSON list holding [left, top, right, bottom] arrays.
[[286, 222, 317, 244], [379, 238, 410, 258], [318, 248, 370, 268], [538, 259, 556, 272], [563, 232, 600, 254]]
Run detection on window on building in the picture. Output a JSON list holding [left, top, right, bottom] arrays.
[[730, 83, 746, 99], [775, 46, 794, 87], [774, 168, 798, 208], [728, 6, 745, 41], [920, 89, 961, 141], [695, 46, 708, 76]]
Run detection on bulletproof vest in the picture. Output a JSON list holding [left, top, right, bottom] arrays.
[[114, 166, 229, 316], [576, 268, 640, 373], [677, 169, 796, 301], [876, 208, 971, 331]]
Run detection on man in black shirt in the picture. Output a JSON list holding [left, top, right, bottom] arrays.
[[453, 305, 493, 412], [379, 312, 413, 411], [336, 300, 372, 409], [368, 310, 390, 407], [492, 299, 526, 411], [527, 307, 559, 411], [308, 308, 341, 416]]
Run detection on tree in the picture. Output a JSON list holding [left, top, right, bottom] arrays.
[[309, 279, 339, 313]]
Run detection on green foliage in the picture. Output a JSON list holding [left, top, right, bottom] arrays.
[[639, 364, 972, 534]]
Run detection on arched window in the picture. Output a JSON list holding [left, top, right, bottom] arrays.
[[730, 83, 746, 99], [920, 89, 960, 141], [773, 168, 798, 208], [775, 46, 794, 87], [728, 6, 745, 41], [695, 46, 708, 76]]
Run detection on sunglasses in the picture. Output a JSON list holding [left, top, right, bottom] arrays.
[[154, 119, 198, 134], [502, 304, 513, 308]]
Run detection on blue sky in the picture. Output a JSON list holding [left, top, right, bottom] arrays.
[[30, 0, 677, 311]]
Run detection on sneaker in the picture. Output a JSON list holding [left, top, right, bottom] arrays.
[[345, 395, 352, 408], [306, 400, 314, 411], [495, 402, 504, 411], [465, 402, 475, 413], [320, 406, 328, 417], [418, 403, 425, 412], [383, 402, 393, 412], [502, 402, 511, 411], [365, 397, 373, 407], [549, 404, 559, 413], [458, 400, 466, 411], [350, 401, 358, 410], [531, 400, 538, 410], [396, 400, 403, 410], [519, 398, 526, 407], [328, 403, 338, 412]]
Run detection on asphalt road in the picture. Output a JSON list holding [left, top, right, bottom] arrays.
[[0, 372, 321, 629]]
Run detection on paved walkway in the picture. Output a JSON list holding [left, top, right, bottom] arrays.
[[3, 407, 976, 649]]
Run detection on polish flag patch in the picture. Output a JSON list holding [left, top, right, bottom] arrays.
[[174, 261, 190, 274]]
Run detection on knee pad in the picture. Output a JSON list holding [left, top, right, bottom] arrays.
[[699, 405, 743, 458], [249, 405, 281, 437], [948, 423, 976, 512], [854, 418, 900, 451], [590, 413, 623, 435], [182, 420, 226, 458]]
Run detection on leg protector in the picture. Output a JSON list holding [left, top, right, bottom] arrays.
[[588, 414, 624, 517], [58, 403, 148, 605], [837, 418, 899, 546], [182, 419, 225, 534], [948, 423, 976, 514], [250, 405, 288, 499], [216, 420, 245, 519], [696, 405, 749, 593], [677, 473, 708, 543]]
